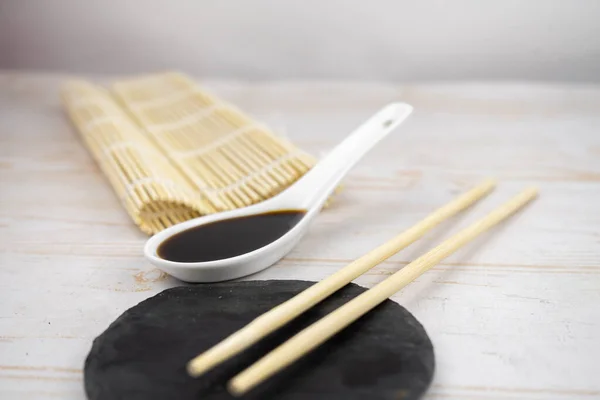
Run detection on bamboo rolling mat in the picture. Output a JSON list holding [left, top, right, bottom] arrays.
[[62, 72, 323, 235]]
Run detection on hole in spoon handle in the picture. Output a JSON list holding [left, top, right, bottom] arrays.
[[281, 103, 413, 209]]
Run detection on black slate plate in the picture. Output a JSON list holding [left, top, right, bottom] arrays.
[[85, 280, 434, 400]]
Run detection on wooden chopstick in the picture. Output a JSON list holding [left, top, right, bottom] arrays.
[[187, 179, 496, 377], [227, 187, 537, 395]]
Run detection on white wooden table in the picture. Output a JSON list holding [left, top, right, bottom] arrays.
[[1, 72, 599, 400]]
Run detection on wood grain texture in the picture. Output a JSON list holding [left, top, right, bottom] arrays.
[[1, 72, 599, 399]]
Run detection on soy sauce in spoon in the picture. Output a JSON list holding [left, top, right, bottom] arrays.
[[157, 210, 306, 263]]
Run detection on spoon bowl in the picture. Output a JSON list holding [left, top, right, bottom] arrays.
[[144, 103, 413, 282]]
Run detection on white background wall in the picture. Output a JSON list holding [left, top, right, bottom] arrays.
[[1, 0, 599, 82]]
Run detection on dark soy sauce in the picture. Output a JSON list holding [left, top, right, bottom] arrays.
[[157, 210, 306, 263]]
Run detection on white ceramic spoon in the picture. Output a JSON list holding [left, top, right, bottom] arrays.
[[144, 103, 413, 282]]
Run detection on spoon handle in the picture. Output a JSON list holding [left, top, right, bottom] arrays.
[[277, 102, 413, 209]]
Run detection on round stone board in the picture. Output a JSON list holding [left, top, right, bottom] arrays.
[[84, 280, 434, 400]]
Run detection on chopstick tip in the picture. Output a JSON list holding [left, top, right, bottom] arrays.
[[227, 378, 247, 397], [186, 358, 205, 378], [481, 177, 497, 190], [524, 186, 540, 198]]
